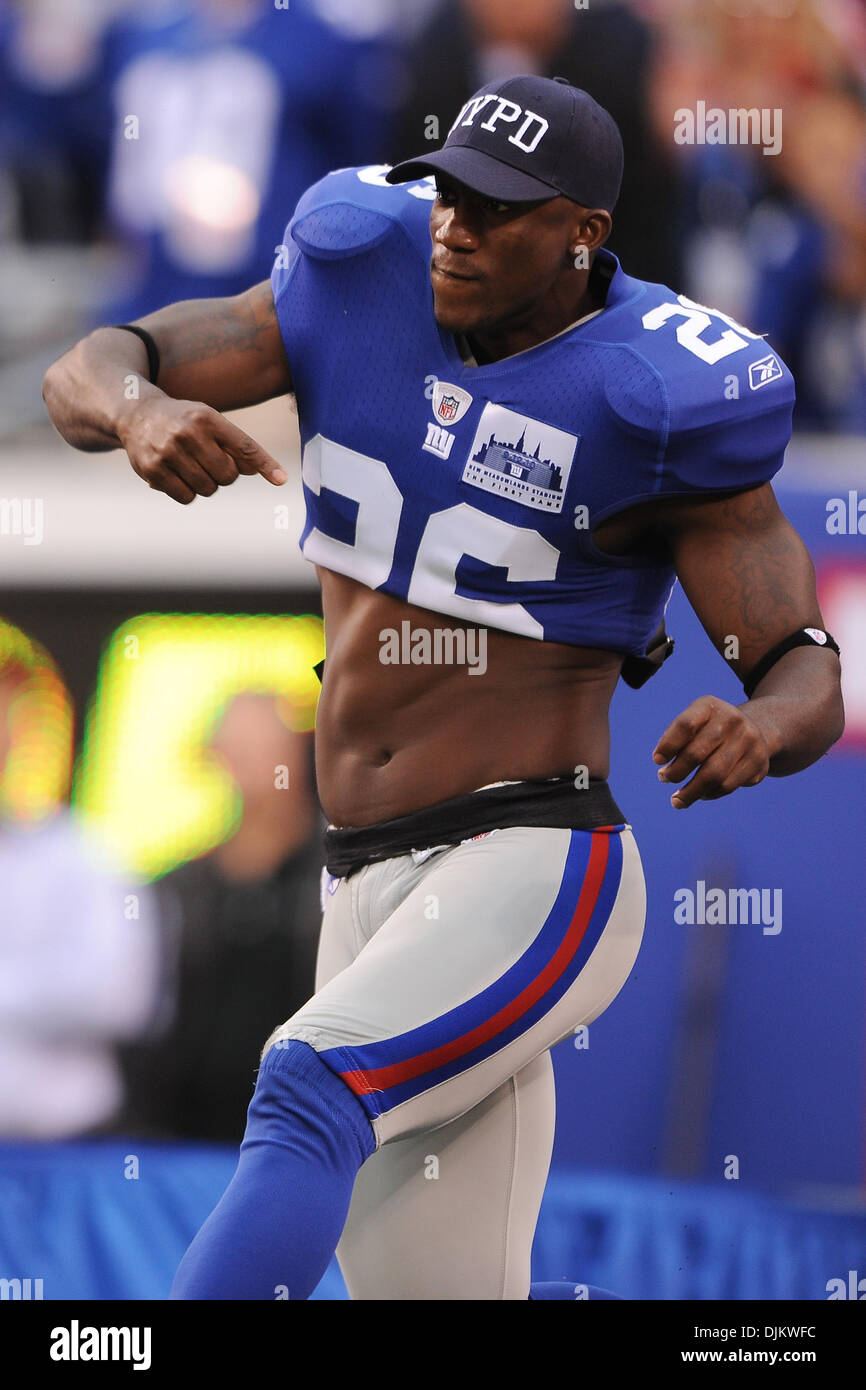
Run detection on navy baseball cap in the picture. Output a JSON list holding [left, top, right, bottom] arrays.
[[386, 74, 623, 212]]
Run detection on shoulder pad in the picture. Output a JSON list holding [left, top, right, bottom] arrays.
[[291, 203, 396, 260], [600, 286, 796, 493], [626, 290, 796, 434], [660, 329, 795, 494], [602, 346, 667, 441], [289, 164, 434, 261]]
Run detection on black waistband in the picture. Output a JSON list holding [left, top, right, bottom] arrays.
[[323, 776, 626, 878]]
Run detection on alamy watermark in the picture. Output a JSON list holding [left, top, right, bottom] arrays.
[[379, 620, 487, 676], [49, 1321, 151, 1370], [0, 1276, 43, 1299], [674, 102, 782, 157], [674, 880, 782, 934], [826, 490, 866, 535], [826, 1270, 866, 1299], [0, 497, 43, 545]]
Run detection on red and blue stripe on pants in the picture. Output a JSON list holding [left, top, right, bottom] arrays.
[[319, 826, 626, 1119]]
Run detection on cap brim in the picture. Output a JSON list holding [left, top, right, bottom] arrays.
[[385, 146, 559, 203]]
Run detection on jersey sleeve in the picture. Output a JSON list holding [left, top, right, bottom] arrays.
[[601, 325, 795, 512], [270, 164, 433, 306], [657, 340, 795, 496]]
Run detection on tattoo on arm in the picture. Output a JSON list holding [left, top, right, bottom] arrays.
[[157, 283, 279, 370], [137, 281, 291, 406], [712, 492, 805, 644], [672, 486, 822, 672]]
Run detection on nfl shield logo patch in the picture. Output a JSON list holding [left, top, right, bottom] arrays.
[[432, 380, 473, 425]]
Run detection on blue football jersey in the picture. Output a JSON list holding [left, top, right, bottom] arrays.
[[271, 165, 795, 657]]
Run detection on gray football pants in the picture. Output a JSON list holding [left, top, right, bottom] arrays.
[[262, 823, 646, 1299]]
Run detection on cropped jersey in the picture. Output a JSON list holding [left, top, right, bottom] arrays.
[[270, 165, 795, 657]]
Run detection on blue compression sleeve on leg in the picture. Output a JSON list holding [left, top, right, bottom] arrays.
[[170, 1040, 375, 1300]]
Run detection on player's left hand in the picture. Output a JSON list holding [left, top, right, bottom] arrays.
[[652, 696, 772, 809]]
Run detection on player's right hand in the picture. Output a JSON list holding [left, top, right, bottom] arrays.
[[117, 396, 287, 505]]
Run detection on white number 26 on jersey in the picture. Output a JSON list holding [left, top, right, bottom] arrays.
[[301, 434, 558, 639], [641, 294, 761, 364]]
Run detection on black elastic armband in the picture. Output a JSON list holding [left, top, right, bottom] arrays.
[[110, 323, 160, 384], [742, 628, 840, 699], [620, 621, 675, 689]]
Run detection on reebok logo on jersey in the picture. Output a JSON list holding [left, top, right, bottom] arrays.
[[461, 404, 577, 513], [748, 353, 783, 390]]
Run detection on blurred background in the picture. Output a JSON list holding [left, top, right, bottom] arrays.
[[0, 0, 864, 1301]]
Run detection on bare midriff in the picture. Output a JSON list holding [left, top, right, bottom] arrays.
[[314, 567, 623, 828]]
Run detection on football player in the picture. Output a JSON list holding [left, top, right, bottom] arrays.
[[43, 76, 843, 1300]]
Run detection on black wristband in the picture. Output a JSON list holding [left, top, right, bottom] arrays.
[[110, 323, 160, 384], [742, 628, 840, 699]]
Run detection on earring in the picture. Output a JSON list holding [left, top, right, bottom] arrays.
[[572, 247, 586, 269]]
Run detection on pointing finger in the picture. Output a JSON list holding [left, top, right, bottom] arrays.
[[211, 415, 288, 485]]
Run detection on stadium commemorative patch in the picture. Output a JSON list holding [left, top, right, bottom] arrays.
[[461, 404, 578, 514]]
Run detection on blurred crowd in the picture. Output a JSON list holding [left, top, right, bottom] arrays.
[[0, 627, 325, 1145], [1, 0, 864, 1152], [0, 649, 160, 1138], [0, 0, 864, 432]]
